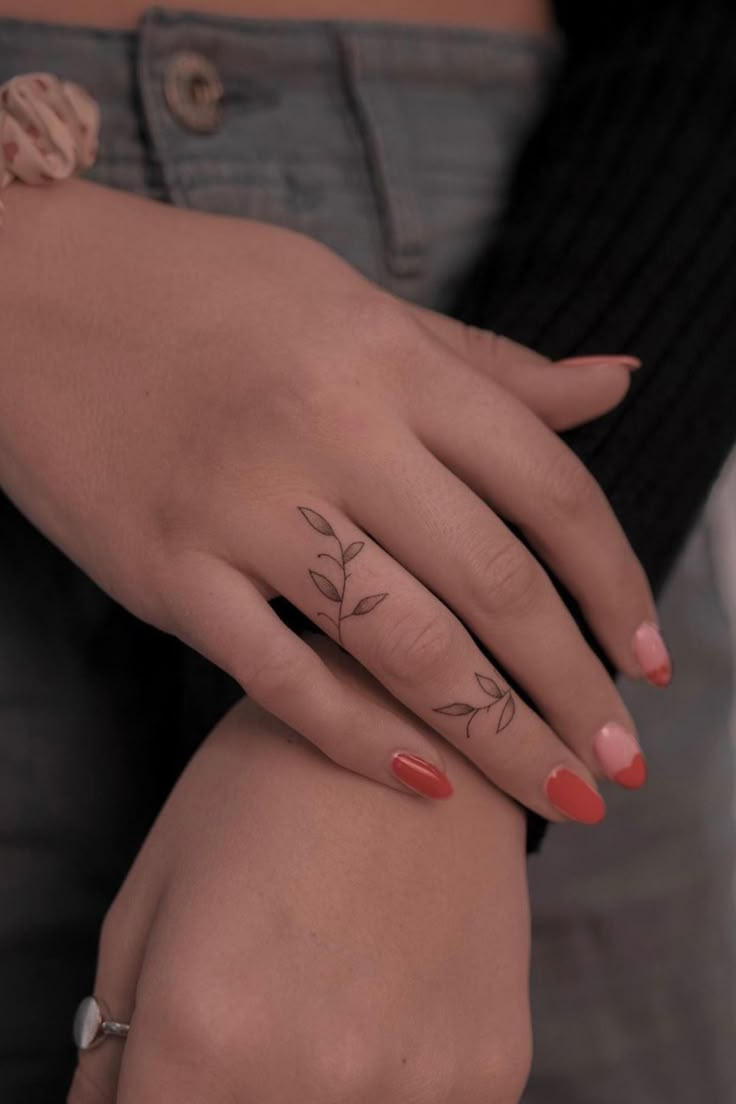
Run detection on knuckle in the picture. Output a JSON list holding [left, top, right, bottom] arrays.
[[353, 294, 418, 358], [543, 447, 601, 520], [463, 324, 503, 369], [243, 644, 315, 706], [469, 539, 542, 618], [158, 1011, 228, 1068], [377, 607, 454, 687], [147, 984, 274, 1071]]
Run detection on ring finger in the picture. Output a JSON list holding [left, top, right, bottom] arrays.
[[242, 498, 610, 824]]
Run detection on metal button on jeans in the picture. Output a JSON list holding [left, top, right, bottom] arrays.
[[163, 51, 224, 133]]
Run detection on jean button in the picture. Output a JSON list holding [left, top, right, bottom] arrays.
[[163, 51, 224, 133]]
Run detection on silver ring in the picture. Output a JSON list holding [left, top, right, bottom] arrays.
[[73, 996, 130, 1050]]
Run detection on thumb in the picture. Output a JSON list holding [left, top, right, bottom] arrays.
[[407, 303, 640, 431]]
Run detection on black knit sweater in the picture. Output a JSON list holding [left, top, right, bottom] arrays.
[[452, 0, 736, 850]]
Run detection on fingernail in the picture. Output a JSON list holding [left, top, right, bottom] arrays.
[[632, 620, 672, 687], [557, 354, 642, 371], [391, 752, 454, 799], [545, 767, 606, 823], [593, 722, 648, 789]]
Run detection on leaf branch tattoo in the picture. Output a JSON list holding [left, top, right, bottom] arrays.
[[298, 507, 387, 645], [434, 673, 515, 738]]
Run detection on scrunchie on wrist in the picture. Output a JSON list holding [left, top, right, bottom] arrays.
[[0, 71, 100, 223]]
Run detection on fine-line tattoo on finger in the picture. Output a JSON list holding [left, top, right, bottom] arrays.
[[434, 673, 516, 738], [298, 507, 388, 645]]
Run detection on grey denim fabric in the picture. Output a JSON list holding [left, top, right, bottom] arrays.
[[524, 495, 736, 1104], [0, 10, 555, 1100]]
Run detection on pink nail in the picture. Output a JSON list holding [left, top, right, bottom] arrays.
[[632, 621, 672, 687], [556, 355, 641, 370], [593, 723, 647, 789]]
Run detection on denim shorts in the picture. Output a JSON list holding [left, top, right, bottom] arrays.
[[0, 9, 557, 1098]]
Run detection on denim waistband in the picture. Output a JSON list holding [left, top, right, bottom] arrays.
[[0, 7, 559, 67], [0, 8, 561, 303]]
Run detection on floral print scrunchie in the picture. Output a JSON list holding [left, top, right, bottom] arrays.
[[0, 71, 100, 223]]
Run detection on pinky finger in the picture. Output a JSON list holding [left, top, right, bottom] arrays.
[[160, 551, 455, 801], [407, 303, 639, 430]]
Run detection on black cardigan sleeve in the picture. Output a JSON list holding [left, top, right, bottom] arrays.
[[452, 0, 736, 852]]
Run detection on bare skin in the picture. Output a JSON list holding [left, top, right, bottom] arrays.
[[0, 5, 655, 1098], [0, 178, 651, 823], [0, 0, 552, 32], [68, 637, 532, 1104]]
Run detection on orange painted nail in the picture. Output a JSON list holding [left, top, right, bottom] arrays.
[[391, 752, 454, 799], [545, 768, 606, 823]]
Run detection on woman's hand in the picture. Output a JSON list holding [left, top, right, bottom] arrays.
[[68, 639, 532, 1104], [0, 178, 664, 822]]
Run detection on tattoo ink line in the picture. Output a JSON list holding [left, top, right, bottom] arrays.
[[298, 507, 387, 645], [434, 673, 515, 737]]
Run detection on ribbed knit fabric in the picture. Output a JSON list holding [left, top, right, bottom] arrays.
[[454, 0, 736, 851]]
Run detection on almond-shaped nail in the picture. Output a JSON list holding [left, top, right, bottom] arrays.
[[391, 752, 454, 799], [556, 355, 642, 370], [632, 621, 672, 687], [545, 768, 606, 824], [593, 722, 647, 789]]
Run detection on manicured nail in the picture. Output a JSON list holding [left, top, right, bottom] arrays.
[[391, 752, 454, 799], [593, 722, 647, 789], [545, 767, 606, 823], [556, 354, 641, 370], [632, 620, 672, 687]]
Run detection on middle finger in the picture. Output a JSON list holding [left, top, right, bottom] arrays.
[[346, 427, 641, 784], [250, 497, 609, 823]]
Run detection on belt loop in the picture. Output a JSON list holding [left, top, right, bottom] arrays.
[[336, 26, 426, 279]]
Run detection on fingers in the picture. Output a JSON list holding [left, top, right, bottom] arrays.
[[67, 891, 150, 1104], [407, 303, 639, 430], [220, 505, 607, 823], [406, 348, 665, 684], [157, 550, 459, 801], [340, 428, 643, 783]]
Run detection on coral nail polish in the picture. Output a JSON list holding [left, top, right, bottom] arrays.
[[545, 768, 606, 824], [556, 354, 642, 370], [593, 723, 648, 789], [632, 621, 672, 687], [391, 753, 454, 799]]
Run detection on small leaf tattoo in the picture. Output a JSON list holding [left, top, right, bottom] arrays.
[[476, 673, 503, 700], [299, 506, 335, 537], [343, 541, 364, 563], [309, 570, 341, 602], [299, 507, 388, 645], [434, 702, 475, 716], [434, 674, 515, 738], [498, 694, 515, 732], [351, 593, 388, 616]]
